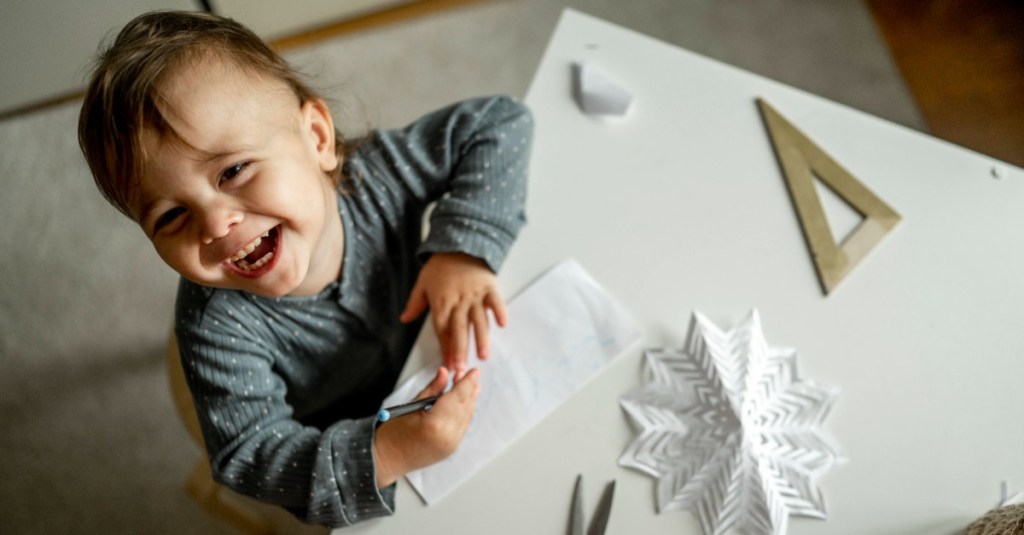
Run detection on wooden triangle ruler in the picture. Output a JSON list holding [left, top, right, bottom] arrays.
[[757, 98, 901, 295]]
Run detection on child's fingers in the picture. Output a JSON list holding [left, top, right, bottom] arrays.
[[418, 366, 450, 399], [436, 367, 477, 403], [425, 369, 479, 458], [471, 303, 490, 360], [447, 302, 470, 372], [485, 290, 508, 327], [431, 303, 452, 356], [400, 288, 429, 323], [450, 368, 480, 400], [430, 368, 478, 419]]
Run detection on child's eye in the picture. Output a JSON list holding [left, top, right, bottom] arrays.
[[153, 207, 186, 234], [220, 162, 249, 183]]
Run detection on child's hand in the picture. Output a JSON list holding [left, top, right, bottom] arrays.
[[400, 253, 508, 373], [373, 367, 480, 488]]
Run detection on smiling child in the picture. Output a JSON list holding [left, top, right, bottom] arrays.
[[78, 11, 531, 527]]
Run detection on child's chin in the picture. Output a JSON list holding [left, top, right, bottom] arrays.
[[243, 285, 294, 298], [190, 276, 295, 298], [224, 276, 296, 297]]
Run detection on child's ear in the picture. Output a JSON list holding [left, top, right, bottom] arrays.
[[301, 98, 338, 172]]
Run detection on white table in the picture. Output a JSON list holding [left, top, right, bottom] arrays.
[[340, 9, 1024, 534]]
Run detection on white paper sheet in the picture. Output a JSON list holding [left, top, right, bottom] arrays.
[[382, 258, 643, 504]]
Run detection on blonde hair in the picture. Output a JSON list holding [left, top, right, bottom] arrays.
[[78, 11, 347, 219]]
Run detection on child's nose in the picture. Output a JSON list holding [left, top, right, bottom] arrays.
[[199, 205, 243, 245]]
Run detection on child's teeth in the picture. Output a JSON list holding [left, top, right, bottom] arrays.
[[230, 234, 265, 262], [234, 251, 274, 270], [251, 252, 273, 268]]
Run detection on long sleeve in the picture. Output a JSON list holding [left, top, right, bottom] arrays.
[[174, 95, 533, 528], [352, 95, 533, 272], [175, 285, 396, 527]]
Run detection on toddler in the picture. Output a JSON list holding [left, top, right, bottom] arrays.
[[77, 11, 531, 527]]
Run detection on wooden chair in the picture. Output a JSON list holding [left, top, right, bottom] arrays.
[[166, 330, 328, 535]]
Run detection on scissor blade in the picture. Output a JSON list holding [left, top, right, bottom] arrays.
[[569, 475, 584, 535], [587, 480, 615, 535]]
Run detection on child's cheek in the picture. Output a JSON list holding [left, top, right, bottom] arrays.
[[153, 237, 198, 278]]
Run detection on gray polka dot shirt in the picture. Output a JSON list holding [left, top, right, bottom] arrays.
[[174, 96, 532, 527]]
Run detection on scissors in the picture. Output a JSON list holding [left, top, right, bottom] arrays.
[[568, 474, 615, 535]]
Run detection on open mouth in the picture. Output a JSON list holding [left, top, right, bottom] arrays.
[[226, 225, 280, 275]]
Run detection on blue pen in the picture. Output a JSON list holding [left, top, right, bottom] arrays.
[[377, 394, 441, 422]]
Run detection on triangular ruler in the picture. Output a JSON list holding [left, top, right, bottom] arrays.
[[757, 98, 901, 295]]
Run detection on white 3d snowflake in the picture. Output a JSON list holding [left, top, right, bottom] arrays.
[[619, 310, 845, 535]]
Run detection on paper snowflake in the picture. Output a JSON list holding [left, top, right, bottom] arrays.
[[619, 310, 844, 535]]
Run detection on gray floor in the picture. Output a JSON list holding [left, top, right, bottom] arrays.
[[0, 1, 921, 533]]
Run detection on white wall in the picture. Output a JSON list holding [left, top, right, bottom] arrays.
[[0, 0, 414, 115], [0, 0, 198, 114]]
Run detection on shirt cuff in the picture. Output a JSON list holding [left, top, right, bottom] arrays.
[[419, 216, 515, 273], [310, 417, 395, 527]]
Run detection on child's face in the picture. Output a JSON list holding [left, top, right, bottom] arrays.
[[137, 59, 342, 297]]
